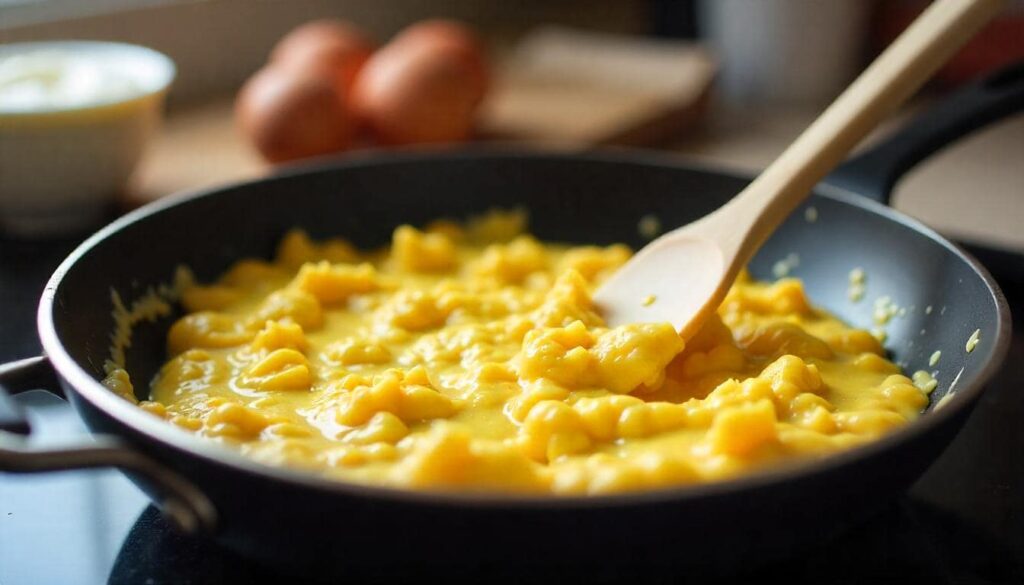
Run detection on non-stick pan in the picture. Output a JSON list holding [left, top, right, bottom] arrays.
[[0, 64, 1020, 576]]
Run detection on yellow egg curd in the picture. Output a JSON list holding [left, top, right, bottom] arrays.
[[106, 212, 929, 495]]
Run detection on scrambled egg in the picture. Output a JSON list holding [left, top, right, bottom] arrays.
[[106, 212, 929, 495]]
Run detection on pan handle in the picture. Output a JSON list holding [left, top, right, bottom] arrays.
[[0, 356, 38, 435], [0, 356, 216, 535], [824, 60, 1024, 204]]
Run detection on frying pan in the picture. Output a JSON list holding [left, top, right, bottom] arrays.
[[0, 63, 1020, 576]]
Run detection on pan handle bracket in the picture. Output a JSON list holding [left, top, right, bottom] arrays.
[[0, 355, 217, 535]]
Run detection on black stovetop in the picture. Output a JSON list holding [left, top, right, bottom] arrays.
[[1, 232, 1022, 585]]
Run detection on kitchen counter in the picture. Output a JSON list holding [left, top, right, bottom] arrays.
[[132, 97, 1024, 253]]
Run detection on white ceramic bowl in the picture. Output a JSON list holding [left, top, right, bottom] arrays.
[[0, 41, 175, 237]]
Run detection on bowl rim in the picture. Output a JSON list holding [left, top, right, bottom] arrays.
[[36, 147, 1014, 509], [0, 40, 176, 117]]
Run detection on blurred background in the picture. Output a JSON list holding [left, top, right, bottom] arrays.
[[1, 3, 1022, 584], [1, 0, 1021, 251]]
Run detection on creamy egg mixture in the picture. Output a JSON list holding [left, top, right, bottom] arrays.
[[103, 212, 929, 494]]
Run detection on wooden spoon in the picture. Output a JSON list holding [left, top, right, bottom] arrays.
[[594, 0, 1004, 339]]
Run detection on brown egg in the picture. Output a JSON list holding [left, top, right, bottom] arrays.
[[236, 65, 354, 163], [390, 19, 489, 103], [270, 20, 375, 96], [351, 38, 482, 145]]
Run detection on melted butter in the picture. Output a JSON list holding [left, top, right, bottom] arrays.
[[107, 213, 927, 495]]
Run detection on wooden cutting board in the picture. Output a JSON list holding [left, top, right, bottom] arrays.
[[478, 27, 717, 147]]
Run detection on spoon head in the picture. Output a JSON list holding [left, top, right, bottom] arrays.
[[594, 235, 727, 340]]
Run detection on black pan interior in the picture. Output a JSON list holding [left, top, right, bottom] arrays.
[[49, 151, 1004, 415]]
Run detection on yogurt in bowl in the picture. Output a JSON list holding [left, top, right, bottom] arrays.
[[0, 41, 175, 237]]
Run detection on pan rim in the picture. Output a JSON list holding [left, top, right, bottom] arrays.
[[36, 147, 1013, 509]]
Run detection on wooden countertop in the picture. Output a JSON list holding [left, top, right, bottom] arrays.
[[133, 97, 1024, 252]]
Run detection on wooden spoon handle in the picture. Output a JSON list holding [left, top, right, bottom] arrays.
[[712, 0, 1005, 257]]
